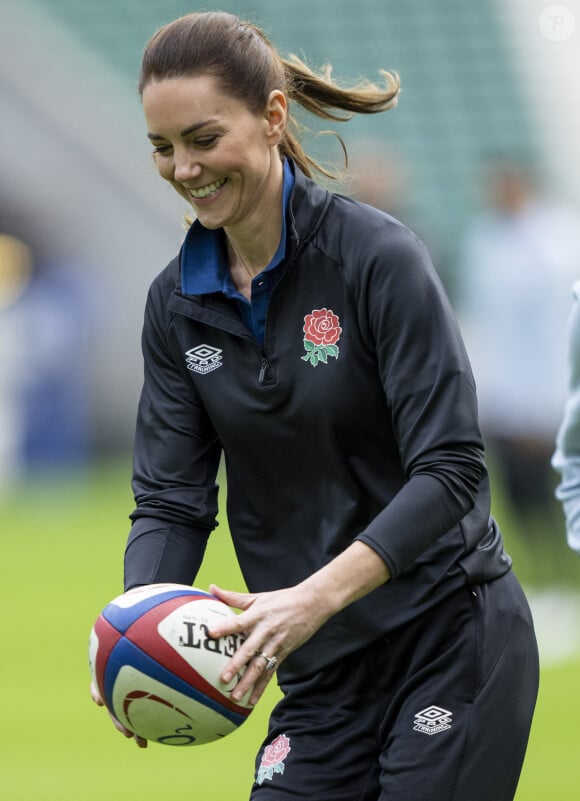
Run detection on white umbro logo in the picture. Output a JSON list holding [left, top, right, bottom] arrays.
[[185, 344, 223, 375], [413, 705, 453, 736]]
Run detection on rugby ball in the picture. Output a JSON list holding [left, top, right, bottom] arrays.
[[89, 583, 252, 745]]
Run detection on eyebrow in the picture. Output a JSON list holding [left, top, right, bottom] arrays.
[[147, 119, 220, 141]]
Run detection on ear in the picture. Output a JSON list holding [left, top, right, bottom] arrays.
[[264, 90, 287, 146]]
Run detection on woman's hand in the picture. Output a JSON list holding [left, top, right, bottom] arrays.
[[208, 541, 391, 706], [208, 582, 327, 706], [90, 681, 148, 749]]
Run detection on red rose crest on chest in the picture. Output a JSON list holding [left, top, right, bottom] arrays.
[[302, 308, 342, 366]]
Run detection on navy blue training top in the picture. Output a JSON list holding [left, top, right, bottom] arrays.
[[180, 159, 295, 345]]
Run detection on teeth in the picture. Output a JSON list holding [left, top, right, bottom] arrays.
[[189, 178, 226, 199]]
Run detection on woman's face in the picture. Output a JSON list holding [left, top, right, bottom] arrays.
[[142, 74, 286, 232]]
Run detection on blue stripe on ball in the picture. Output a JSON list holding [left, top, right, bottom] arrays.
[[102, 587, 212, 634]]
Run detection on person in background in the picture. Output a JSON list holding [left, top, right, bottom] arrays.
[[552, 281, 580, 555], [0, 227, 94, 480], [0, 233, 32, 489], [348, 138, 410, 216], [348, 138, 444, 280], [92, 12, 538, 801], [457, 157, 580, 544]]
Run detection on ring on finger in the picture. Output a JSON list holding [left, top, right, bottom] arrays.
[[254, 650, 278, 671]]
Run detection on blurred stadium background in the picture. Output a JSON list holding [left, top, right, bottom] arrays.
[[1, 1, 579, 799]]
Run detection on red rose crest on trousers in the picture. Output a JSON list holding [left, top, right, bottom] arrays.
[[256, 734, 291, 785], [302, 308, 342, 366]]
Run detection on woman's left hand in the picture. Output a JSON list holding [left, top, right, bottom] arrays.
[[207, 582, 328, 706]]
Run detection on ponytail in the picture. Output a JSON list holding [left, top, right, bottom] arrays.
[[281, 55, 399, 178]]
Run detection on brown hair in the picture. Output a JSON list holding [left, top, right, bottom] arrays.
[[139, 11, 400, 179]]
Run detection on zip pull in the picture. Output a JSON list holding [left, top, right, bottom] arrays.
[[258, 357, 270, 384]]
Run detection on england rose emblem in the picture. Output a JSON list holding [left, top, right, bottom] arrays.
[[256, 734, 291, 785], [302, 308, 342, 366]]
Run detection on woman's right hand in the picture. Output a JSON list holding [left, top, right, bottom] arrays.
[[90, 682, 148, 748]]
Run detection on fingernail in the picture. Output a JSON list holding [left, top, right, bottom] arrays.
[[222, 672, 232, 683]]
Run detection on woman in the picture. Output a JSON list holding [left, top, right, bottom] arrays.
[[94, 11, 538, 800]]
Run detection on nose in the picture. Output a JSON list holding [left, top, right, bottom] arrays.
[[173, 148, 202, 184]]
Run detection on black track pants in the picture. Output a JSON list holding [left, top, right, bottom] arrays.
[[249, 570, 539, 801]]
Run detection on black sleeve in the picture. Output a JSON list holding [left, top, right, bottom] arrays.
[[353, 224, 485, 577], [124, 274, 222, 590], [124, 517, 209, 591]]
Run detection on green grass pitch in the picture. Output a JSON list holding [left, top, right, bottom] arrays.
[[0, 458, 578, 800]]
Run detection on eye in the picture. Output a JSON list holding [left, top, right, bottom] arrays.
[[152, 143, 172, 155], [195, 134, 220, 149]]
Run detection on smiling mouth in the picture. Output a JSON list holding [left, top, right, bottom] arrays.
[[188, 178, 227, 199]]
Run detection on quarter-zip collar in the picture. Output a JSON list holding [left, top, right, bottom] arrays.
[[168, 163, 333, 336]]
